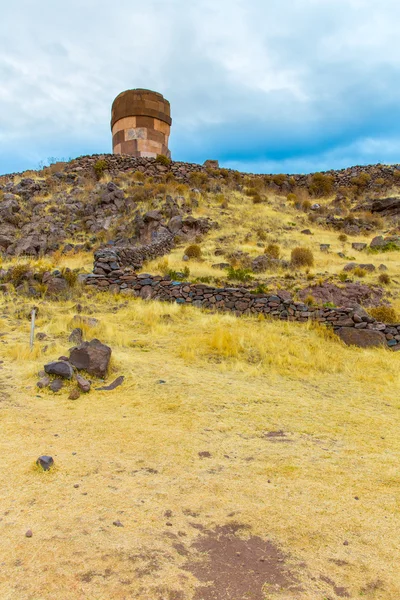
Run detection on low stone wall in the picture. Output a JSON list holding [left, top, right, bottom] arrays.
[[93, 237, 174, 273], [87, 250, 400, 350]]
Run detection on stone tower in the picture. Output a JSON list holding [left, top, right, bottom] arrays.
[[111, 89, 171, 158]]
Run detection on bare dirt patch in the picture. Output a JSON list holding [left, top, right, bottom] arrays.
[[184, 522, 300, 599]]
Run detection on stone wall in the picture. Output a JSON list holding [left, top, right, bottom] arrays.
[[87, 250, 400, 350]]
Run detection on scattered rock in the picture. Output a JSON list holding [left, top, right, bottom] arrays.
[[37, 376, 50, 389], [36, 455, 54, 471], [113, 520, 124, 527], [352, 242, 367, 251], [69, 328, 83, 344], [96, 375, 124, 391], [49, 379, 64, 393], [68, 389, 81, 400], [25, 529, 33, 538], [69, 339, 111, 378], [76, 374, 91, 393], [301, 229, 312, 235], [44, 361, 73, 379]]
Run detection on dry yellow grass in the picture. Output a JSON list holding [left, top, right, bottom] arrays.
[[0, 291, 399, 599]]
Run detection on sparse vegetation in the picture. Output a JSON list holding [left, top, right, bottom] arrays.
[[264, 243, 280, 259], [369, 305, 398, 324], [308, 172, 335, 197], [378, 272, 391, 285], [291, 247, 314, 268], [184, 244, 202, 259], [93, 158, 107, 180], [155, 154, 171, 166]]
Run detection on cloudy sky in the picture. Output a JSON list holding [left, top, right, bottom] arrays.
[[1, 0, 400, 175]]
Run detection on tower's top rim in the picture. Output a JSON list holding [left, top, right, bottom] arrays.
[[111, 89, 171, 129]]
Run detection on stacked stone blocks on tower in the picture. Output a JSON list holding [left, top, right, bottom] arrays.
[[111, 89, 171, 158]]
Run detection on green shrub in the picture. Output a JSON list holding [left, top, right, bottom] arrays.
[[338, 272, 348, 282], [378, 273, 391, 285], [264, 243, 280, 259], [133, 170, 145, 182], [167, 267, 190, 281], [308, 173, 335, 197], [351, 173, 371, 189], [184, 244, 202, 259], [304, 294, 315, 306], [155, 154, 171, 166], [302, 199, 312, 212], [227, 267, 253, 282], [256, 229, 268, 241], [290, 247, 314, 268], [338, 233, 348, 243], [7, 264, 31, 286], [369, 306, 398, 324], [61, 267, 78, 287], [189, 171, 208, 188], [287, 193, 297, 203], [93, 159, 107, 180], [353, 267, 367, 278], [251, 283, 268, 294]]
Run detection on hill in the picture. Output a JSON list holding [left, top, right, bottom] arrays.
[[0, 155, 399, 599]]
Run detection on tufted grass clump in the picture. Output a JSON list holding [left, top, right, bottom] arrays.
[[378, 272, 391, 285], [155, 154, 171, 166], [264, 243, 280, 259], [308, 173, 335, 197], [93, 159, 107, 181], [369, 306, 398, 324], [353, 267, 367, 278], [291, 247, 314, 268], [227, 267, 253, 282], [184, 244, 202, 259]]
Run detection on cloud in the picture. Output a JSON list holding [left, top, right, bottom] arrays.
[[1, 0, 400, 174]]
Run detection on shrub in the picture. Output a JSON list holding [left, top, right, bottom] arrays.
[[353, 267, 367, 278], [167, 266, 190, 281], [302, 199, 312, 212], [264, 243, 280, 259], [272, 174, 287, 186], [378, 273, 391, 285], [184, 244, 202, 259], [227, 267, 253, 282], [339, 272, 348, 282], [369, 306, 398, 324], [189, 171, 208, 188], [351, 173, 371, 189], [256, 229, 268, 241], [245, 187, 259, 197], [251, 283, 268, 294], [133, 170, 145, 182], [308, 173, 335, 197], [155, 154, 171, 166], [290, 247, 314, 268], [61, 267, 78, 287], [252, 193, 263, 204], [338, 233, 348, 243], [375, 177, 385, 186], [7, 264, 31, 286], [287, 193, 297, 203], [93, 159, 107, 180], [304, 294, 315, 306]]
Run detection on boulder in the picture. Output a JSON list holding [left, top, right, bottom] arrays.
[[69, 339, 111, 378], [44, 361, 74, 379], [352, 242, 367, 251], [336, 327, 387, 348], [370, 236, 385, 248]]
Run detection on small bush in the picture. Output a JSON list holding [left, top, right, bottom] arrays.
[[264, 243, 280, 259], [338, 272, 348, 282], [155, 154, 171, 166], [291, 247, 314, 268], [351, 173, 371, 189], [353, 267, 367, 278], [133, 171, 145, 182], [308, 173, 335, 197], [304, 294, 315, 306], [167, 267, 190, 281], [61, 267, 78, 287], [251, 283, 268, 294], [256, 229, 268, 241], [369, 306, 398, 324], [252, 193, 263, 204], [338, 233, 348, 243], [245, 187, 259, 197], [227, 267, 253, 282], [287, 193, 297, 203], [184, 244, 202, 259], [302, 199, 312, 212], [8, 264, 31, 286], [375, 177, 385, 186], [378, 273, 391, 285], [93, 159, 107, 180], [272, 174, 287, 186], [189, 171, 208, 188]]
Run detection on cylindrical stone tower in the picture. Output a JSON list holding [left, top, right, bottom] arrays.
[[111, 89, 171, 158]]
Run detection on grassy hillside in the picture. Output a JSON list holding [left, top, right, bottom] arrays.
[[1, 159, 400, 599]]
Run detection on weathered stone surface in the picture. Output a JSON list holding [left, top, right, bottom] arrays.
[[336, 327, 387, 348], [44, 361, 74, 379], [76, 373, 91, 393], [36, 455, 54, 471], [49, 379, 64, 392], [37, 376, 51, 389], [69, 339, 111, 378], [96, 375, 124, 391], [69, 328, 83, 344]]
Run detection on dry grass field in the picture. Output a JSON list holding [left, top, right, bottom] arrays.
[[0, 290, 399, 599]]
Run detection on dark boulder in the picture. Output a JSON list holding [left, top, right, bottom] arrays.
[[336, 327, 387, 348], [44, 361, 74, 379], [69, 339, 111, 378]]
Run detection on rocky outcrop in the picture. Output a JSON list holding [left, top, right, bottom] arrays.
[[69, 339, 112, 378], [336, 327, 387, 348]]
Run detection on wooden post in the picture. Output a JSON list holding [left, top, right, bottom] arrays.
[[30, 307, 36, 350]]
